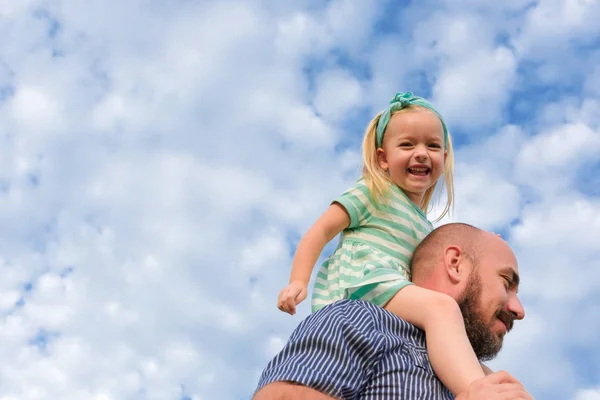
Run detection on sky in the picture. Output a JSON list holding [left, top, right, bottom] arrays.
[[0, 0, 599, 399]]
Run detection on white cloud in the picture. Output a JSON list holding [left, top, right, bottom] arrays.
[[274, 0, 379, 60], [519, 123, 600, 170], [433, 46, 517, 129], [313, 68, 363, 122], [452, 167, 521, 230], [9, 86, 63, 130], [515, 0, 600, 57], [574, 388, 600, 400], [512, 200, 600, 305], [413, 13, 497, 60], [515, 120, 600, 194], [279, 104, 338, 147], [432, 124, 525, 229], [513, 195, 600, 256]]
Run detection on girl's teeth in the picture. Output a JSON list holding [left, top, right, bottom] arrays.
[[408, 167, 429, 175]]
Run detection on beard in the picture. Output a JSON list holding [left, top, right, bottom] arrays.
[[457, 272, 508, 361]]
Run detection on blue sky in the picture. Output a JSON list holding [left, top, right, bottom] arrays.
[[0, 0, 599, 399]]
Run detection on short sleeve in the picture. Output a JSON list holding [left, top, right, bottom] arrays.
[[333, 181, 375, 229], [255, 301, 383, 400]]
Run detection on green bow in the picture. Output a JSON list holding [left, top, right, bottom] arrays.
[[376, 92, 449, 148]]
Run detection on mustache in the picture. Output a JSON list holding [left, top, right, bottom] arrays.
[[496, 309, 515, 331]]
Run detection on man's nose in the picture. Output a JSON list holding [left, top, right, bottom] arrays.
[[507, 294, 525, 320]]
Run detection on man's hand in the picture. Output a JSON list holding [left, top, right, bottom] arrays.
[[456, 371, 534, 399]]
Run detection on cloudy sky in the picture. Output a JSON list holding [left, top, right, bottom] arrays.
[[0, 0, 599, 399]]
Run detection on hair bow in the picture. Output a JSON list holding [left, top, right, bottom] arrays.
[[375, 92, 449, 148]]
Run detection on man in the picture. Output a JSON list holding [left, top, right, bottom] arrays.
[[253, 223, 532, 399]]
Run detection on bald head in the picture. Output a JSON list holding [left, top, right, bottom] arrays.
[[409, 223, 524, 360], [411, 223, 486, 284]]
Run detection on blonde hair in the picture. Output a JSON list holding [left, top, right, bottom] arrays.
[[361, 106, 455, 222]]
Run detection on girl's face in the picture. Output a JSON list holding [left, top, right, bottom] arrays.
[[376, 109, 446, 206]]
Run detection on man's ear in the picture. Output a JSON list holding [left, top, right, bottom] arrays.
[[377, 148, 388, 171], [444, 245, 464, 284]]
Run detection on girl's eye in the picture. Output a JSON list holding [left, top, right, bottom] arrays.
[[429, 143, 442, 149], [399, 142, 412, 147]]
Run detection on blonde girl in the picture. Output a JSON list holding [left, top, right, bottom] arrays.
[[277, 92, 488, 396]]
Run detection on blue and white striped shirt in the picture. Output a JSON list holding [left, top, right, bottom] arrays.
[[256, 300, 453, 399]]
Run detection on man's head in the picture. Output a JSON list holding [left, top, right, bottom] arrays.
[[411, 223, 525, 360]]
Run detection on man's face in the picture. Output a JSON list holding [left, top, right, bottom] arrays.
[[457, 236, 525, 361]]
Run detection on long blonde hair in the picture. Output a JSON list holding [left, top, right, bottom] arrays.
[[361, 106, 455, 222]]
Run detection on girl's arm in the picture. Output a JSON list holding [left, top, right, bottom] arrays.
[[277, 203, 350, 315], [290, 203, 350, 285], [384, 286, 486, 396]]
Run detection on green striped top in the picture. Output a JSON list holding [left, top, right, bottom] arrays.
[[335, 179, 433, 271]]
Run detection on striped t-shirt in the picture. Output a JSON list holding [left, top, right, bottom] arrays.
[[337, 179, 433, 266], [312, 179, 434, 311], [255, 300, 454, 399]]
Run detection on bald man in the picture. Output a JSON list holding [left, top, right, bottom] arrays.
[[253, 223, 532, 399]]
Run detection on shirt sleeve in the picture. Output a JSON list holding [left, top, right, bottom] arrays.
[[333, 181, 375, 229], [255, 301, 383, 400]]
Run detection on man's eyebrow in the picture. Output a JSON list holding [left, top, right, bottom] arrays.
[[500, 267, 520, 290]]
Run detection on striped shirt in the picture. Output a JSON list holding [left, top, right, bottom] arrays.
[[256, 300, 454, 399], [338, 179, 433, 265], [312, 180, 433, 311]]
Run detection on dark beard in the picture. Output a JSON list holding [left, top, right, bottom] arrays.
[[457, 273, 504, 361]]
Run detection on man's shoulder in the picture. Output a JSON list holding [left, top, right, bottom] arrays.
[[320, 301, 452, 398], [316, 300, 426, 344], [325, 301, 435, 364], [256, 300, 452, 399]]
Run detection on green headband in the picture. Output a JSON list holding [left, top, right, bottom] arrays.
[[376, 92, 449, 148]]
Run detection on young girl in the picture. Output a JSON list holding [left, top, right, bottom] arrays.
[[277, 92, 487, 396]]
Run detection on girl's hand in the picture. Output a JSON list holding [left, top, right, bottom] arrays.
[[277, 281, 308, 315]]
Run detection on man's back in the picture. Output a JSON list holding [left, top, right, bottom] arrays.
[[255, 300, 453, 399]]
